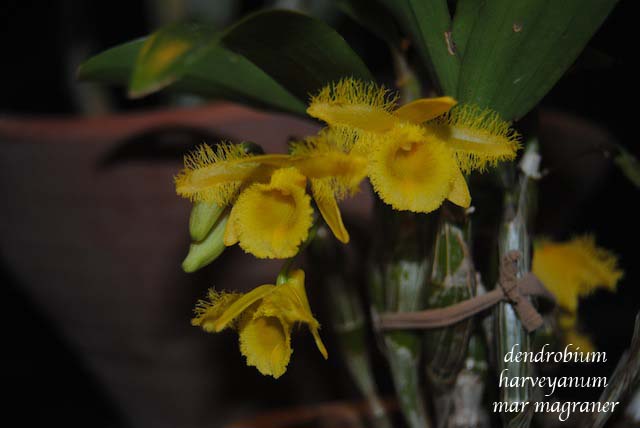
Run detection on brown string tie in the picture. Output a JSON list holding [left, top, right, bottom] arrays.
[[377, 251, 555, 333]]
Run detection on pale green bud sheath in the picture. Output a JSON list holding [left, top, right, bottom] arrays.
[[182, 211, 229, 273], [189, 201, 225, 242]]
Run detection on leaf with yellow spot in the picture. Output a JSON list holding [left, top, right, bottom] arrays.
[[129, 22, 216, 98]]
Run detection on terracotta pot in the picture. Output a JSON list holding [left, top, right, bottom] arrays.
[[224, 399, 397, 428], [0, 103, 366, 428]]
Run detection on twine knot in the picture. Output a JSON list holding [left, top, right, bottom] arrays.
[[376, 251, 555, 333]]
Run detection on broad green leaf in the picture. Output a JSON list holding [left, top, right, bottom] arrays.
[[379, 0, 459, 95], [77, 38, 144, 85], [177, 45, 306, 113], [451, 0, 481, 59], [614, 145, 640, 189], [78, 36, 306, 114], [220, 9, 373, 101], [337, 0, 402, 48], [129, 22, 216, 98], [457, 0, 618, 120], [78, 10, 371, 114]]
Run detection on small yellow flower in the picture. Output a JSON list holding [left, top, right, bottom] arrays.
[[174, 139, 367, 258], [191, 269, 327, 378], [532, 235, 623, 312], [533, 235, 623, 351], [307, 78, 520, 213]]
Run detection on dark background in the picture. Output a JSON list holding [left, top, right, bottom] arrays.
[[1, 1, 637, 427]]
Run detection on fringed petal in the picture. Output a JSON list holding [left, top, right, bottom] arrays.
[[430, 105, 521, 173], [175, 143, 284, 204], [191, 290, 242, 332], [307, 78, 398, 132], [533, 235, 623, 312]]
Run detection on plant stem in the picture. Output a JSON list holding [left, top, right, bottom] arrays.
[[309, 227, 392, 428], [494, 140, 540, 428], [370, 199, 437, 428], [424, 207, 478, 427]]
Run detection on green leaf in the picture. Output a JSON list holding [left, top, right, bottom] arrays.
[[220, 9, 373, 101], [78, 34, 306, 114], [457, 0, 618, 120], [77, 38, 145, 85], [79, 10, 371, 115], [177, 45, 306, 113], [379, 0, 459, 95], [614, 145, 640, 189], [337, 0, 402, 48], [451, 0, 481, 59], [128, 22, 217, 98]]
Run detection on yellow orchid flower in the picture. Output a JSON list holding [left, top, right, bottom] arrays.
[[532, 235, 623, 312], [306, 78, 520, 213], [533, 235, 623, 351], [191, 269, 327, 378], [223, 167, 313, 259], [174, 140, 367, 258]]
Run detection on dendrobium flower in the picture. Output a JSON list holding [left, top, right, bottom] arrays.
[[533, 235, 623, 350], [533, 235, 623, 312], [306, 78, 520, 213], [174, 140, 366, 258], [224, 167, 313, 258], [191, 269, 327, 378]]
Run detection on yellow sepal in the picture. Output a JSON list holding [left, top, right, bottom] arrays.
[[394, 96, 457, 124], [447, 166, 471, 208], [312, 180, 350, 244]]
